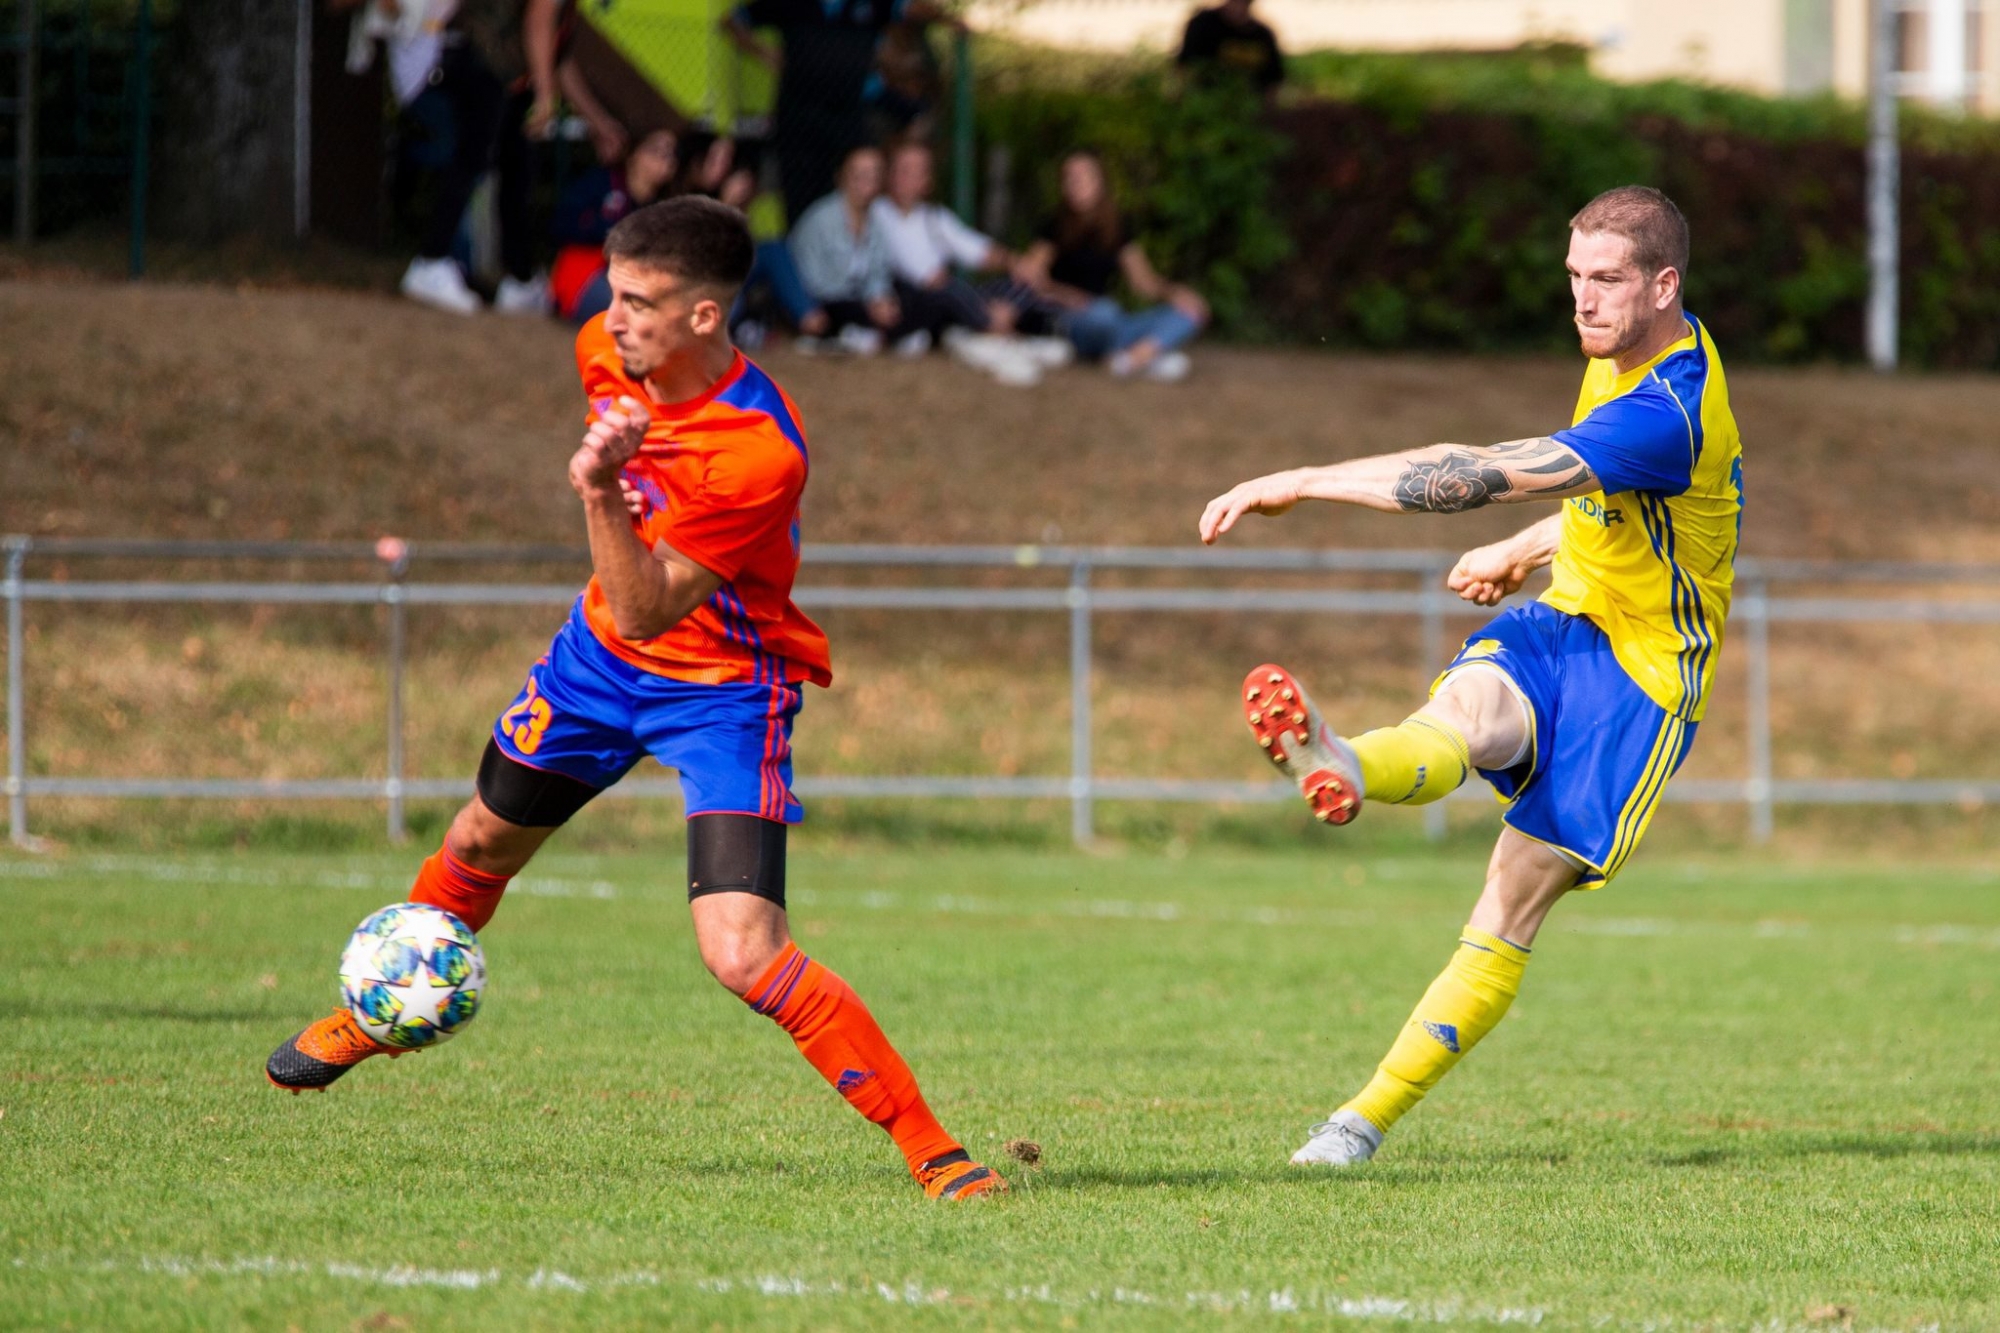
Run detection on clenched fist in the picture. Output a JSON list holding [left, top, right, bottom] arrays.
[[570, 396, 651, 499]]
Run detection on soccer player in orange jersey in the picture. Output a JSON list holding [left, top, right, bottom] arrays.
[[264, 196, 1003, 1202]]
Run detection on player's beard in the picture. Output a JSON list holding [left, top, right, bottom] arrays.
[[1574, 312, 1640, 362]]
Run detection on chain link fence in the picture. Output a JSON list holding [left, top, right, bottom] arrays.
[[2, 0, 157, 269], [1, 0, 973, 276]]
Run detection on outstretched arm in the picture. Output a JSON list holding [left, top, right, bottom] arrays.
[[1447, 513, 1563, 606], [569, 397, 724, 641], [1198, 436, 1596, 543]]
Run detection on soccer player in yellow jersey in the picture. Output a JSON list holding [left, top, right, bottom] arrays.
[[1198, 186, 1743, 1165]]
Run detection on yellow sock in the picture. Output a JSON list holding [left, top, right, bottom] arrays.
[[1342, 926, 1531, 1133], [1348, 715, 1472, 805]]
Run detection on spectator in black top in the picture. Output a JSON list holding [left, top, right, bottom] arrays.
[[1015, 149, 1209, 382], [1175, 0, 1284, 99], [721, 0, 963, 224]]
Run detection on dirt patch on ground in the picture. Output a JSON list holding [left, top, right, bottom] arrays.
[[8, 277, 2000, 558]]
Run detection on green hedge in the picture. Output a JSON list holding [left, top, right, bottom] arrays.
[[976, 49, 2000, 367]]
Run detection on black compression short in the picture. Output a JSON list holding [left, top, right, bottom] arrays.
[[686, 813, 787, 908]]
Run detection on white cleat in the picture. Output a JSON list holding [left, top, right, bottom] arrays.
[[1242, 663, 1365, 825], [1290, 1109, 1383, 1166]]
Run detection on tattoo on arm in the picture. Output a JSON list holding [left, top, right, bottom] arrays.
[[1392, 438, 1596, 514]]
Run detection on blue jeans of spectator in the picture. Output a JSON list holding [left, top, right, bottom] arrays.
[[1060, 297, 1200, 361], [733, 241, 821, 329]]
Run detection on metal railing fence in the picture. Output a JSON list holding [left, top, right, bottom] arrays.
[[11, 534, 2000, 849]]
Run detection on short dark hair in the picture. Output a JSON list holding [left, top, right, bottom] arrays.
[[1569, 185, 1690, 280], [604, 195, 754, 293]]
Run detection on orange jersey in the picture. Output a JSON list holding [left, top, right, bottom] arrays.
[[574, 317, 832, 688]]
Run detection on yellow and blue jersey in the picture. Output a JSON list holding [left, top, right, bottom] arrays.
[[1543, 315, 1743, 721]]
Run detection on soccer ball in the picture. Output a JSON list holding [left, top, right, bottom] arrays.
[[339, 903, 486, 1050]]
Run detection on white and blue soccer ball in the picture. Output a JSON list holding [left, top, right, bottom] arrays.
[[339, 903, 486, 1050]]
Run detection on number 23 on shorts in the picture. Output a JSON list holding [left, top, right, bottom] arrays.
[[500, 674, 554, 755]]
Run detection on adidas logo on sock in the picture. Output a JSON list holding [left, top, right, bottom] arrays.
[[1421, 1020, 1461, 1053], [835, 1067, 878, 1093]]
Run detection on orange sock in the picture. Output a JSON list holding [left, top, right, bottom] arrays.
[[409, 848, 510, 934], [745, 942, 961, 1174]]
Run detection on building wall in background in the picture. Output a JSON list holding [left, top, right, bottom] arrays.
[[976, 0, 2000, 111]]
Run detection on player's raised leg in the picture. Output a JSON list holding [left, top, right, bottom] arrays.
[[685, 814, 1004, 1200], [1243, 665, 1555, 1165], [1296, 828, 1574, 1164], [1244, 661, 1525, 825]]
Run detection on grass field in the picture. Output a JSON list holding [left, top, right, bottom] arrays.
[[4, 844, 1996, 1330]]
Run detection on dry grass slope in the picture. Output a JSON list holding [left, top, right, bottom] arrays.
[[7, 278, 2000, 852]]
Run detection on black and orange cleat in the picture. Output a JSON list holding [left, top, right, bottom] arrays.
[[915, 1150, 1007, 1201], [1243, 663, 1364, 826], [265, 1008, 396, 1093]]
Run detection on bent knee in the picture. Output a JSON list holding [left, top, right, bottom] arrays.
[[700, 943, 775, 997], [445, 798, 540, 875], [1427, 671, 1530, 771]]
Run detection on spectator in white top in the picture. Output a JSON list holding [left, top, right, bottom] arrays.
[[871, 140, 1018, 335], [789, 144, 933, 356]]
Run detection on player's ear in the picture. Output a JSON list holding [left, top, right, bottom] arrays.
[[689, 296, 726, 339], [1655, 265, 1681, 311]]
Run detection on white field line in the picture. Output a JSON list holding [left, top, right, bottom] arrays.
[[9, 1254, 1546, 1322], [3, 857, 1998, 949], [4, 1256, 1948, 1331]]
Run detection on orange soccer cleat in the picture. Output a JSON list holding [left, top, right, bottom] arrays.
[[1243, 663, 1365, 826], [915, 1150, 1008, 1202], [265, 1008, 397, 1093]]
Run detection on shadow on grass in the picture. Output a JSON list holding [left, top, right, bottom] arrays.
[[1040, 1166, 1328, 1189], [1652, 1131, 2000, 1168], [0, 998, 281, 1025]]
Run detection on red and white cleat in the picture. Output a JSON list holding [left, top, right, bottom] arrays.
[[1242, 663, 1365, 826]]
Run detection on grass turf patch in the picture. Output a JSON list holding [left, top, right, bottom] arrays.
[[1, 846, 1995, 1330]]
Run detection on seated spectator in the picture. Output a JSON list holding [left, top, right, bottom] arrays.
[[548, 127, 679, 324], [1016, 149, 1209, 382], [1176, 0, 1285, 100], [871, 140, 1016, 336], [788, 145, 929, 357], [682, 131, 831, 347]]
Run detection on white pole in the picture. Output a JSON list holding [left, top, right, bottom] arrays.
[[1928, 0, 1968, 107], [1866, 0, 1900, 372]]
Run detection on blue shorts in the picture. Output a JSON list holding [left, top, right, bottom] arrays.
[[492, 603, 805, 823], [1435, 602, 1696, 888]]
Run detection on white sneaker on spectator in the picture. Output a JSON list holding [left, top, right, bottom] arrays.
[[1145, 350, 1192, 383], [944, 329, 1011, 372], [401, 257, 480, 315], [892, 329, 933, 359], [1107, 348, 1140, 378], [494, 273, 550, 316], [1018, 336, 1075, 369], [986, 347, 1043, 387], [838, 325, 884, 357]]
